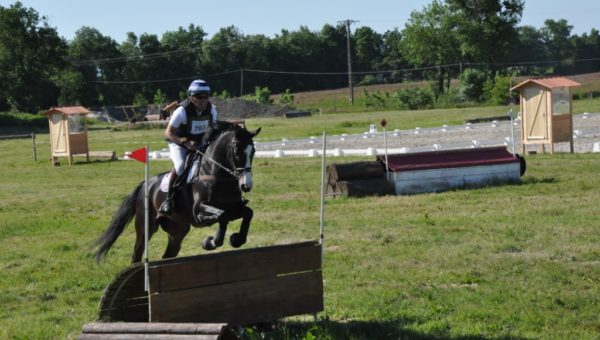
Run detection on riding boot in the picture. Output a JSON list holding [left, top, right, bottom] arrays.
[[159, 169, 178, 215]]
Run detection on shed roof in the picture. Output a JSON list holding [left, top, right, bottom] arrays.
[[43, 106, 90, 116], [511, 77, 581, 91], [163, 101, 179, 112]]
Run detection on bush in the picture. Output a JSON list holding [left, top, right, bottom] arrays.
[[484, 75, 517, 105], [363, 87, 433, 110], [357, 74, 378, 86], [460, 69, 488, 102], [214, 90, 232, 99], [153, 89, 168, 104], [0, 112, 48, 129], [279, 89, 294, 106], [362, 89, 389, 108], [393, 87, 434, 110], [434, 87, 467, 108], [243, 86, 273, 105], [132, 93, 149, 107]]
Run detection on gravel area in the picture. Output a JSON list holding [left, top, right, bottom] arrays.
[[256, 112, 600, 154]]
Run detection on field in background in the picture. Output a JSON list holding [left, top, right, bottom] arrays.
[[286, 71, 600, 114], [0, 105, 599, 338]]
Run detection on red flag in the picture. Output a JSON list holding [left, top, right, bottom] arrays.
[[129, 146, 147, 164]]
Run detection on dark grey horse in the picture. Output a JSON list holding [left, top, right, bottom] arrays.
[[94, 123, 261, 263]]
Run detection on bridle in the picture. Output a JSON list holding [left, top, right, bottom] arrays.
[[195, 137, 253, 180]]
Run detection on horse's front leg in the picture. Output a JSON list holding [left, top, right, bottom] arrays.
[[202, 218, 228, 251], [230, 206, 253, 248]]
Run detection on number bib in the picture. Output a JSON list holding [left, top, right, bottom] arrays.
[[190, 119, 209, 135]]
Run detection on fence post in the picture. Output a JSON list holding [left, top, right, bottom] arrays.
[[31, 132, 37, 161]]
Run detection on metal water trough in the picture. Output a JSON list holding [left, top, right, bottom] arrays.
[[380, 146, 525, 195]]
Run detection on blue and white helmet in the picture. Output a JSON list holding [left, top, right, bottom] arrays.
[[188, 79, 210, 95]]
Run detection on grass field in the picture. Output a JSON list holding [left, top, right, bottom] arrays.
[[1, 100, 600, 339]]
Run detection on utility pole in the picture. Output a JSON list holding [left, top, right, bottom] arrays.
[[339, 19, 358, 105], [240, 68, 244, 96]]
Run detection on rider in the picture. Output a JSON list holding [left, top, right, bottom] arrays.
[[159, 79, 218, 215]]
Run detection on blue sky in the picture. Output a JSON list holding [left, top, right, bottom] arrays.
[[2, 0, 598, 42]]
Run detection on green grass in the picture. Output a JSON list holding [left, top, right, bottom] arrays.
[[1, 108, 599, 339]]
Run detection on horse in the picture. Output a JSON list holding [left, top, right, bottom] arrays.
[[94, 122, 261, 263]]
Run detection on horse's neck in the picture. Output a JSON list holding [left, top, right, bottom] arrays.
[[199, 131, 232, 176]]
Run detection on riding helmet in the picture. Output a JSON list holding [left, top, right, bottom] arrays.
[[188, 79, 210, 95]]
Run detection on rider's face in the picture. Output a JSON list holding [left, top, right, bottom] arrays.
[[191, 94, 209, 111]]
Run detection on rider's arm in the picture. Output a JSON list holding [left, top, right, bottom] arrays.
[[164, 106, 188, 145], [164, 124, 187, 144]]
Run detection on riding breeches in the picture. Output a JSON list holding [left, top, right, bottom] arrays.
[[168, 142, 188, 175]]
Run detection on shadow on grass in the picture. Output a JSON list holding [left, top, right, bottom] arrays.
[[248, 319, 528, 340], [520, 176, 558, 185]]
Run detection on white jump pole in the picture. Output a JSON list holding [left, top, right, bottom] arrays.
[[383, 126, 389, 180], [316, 131, 327, 324], [143, 145, 150, 320], [509, 109, 516, 155], [319, 132, 326, 255]]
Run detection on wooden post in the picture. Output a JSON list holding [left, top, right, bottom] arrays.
[[31, 132, 37, 161]]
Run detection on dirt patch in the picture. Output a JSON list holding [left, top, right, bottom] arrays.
[[96, 98, 292, 122], [210, 98, 292, 119]]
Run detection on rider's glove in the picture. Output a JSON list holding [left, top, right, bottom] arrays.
[[183, 140, 197, 151]]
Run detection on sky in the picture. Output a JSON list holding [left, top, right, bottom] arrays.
[[1, 0, 599, 43]]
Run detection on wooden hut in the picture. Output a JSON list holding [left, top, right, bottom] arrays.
[[43, 106, 90, 165], [161, 101, 179, 120], [511, 77, 581, 154]]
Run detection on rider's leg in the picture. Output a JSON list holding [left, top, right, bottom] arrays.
[[159, 143, 186, 215], [159, 169, 178, 214]]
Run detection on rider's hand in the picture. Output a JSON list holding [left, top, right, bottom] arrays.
[[183, 140, 197, 151]]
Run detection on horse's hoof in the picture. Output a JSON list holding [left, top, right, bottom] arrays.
[[229, 233, 246, 248], [202, 236, 217, 250]]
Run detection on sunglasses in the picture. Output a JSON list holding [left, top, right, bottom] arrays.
[[193, 94, 209, 100]]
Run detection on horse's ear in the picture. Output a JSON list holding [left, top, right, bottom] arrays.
[[251, 127, 261, 137]]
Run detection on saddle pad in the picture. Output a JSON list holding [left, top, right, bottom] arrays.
[[160, 161, 199, 192]]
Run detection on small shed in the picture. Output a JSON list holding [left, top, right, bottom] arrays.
[[43, 106, 90, 165], [511, 77, 581, 154]]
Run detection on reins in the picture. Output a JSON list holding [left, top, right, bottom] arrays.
[[194, 139, 252, 180]]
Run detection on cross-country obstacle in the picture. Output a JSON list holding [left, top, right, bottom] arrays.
[[327, 146, 525, 197], [325, 161, 394, 198], [81, 241, 323, 338]]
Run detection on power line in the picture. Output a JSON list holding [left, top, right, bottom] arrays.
[[84, 57, 600, 84], [90, 70, 240, 84]]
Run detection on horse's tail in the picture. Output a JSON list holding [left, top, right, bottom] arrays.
[[94, 181, 144, 262]]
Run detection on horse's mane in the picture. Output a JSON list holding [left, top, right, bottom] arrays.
[[202, 121, 243, 145]]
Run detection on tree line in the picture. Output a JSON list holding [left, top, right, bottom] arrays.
[[1, 0, 599, 113]]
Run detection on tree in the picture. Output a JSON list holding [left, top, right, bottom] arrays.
[[66, 26, 123, 106], [512, 25, 548, 74], [380, 29, 409, 82], [0, 2, 67, 112], [401, 0, 461, 95], [573, 29, 600, 74], [446, 0, 524, 73], [540, 19, 576, 73], [353, 26, 384, 73]]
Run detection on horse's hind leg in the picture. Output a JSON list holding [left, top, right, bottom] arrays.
[[230, 206, 253, 248], [202, 219, 228, 251], [161, 220, 190, 259]]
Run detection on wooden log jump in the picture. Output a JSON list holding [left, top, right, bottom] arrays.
[[95, 241, 323, 325], [79, 322, 235, 339]]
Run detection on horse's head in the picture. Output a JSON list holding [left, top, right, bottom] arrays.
[[201, 124, 261, 193], [228, 126, 261, 192]]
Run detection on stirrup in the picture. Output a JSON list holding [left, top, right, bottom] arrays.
[[159, 198, 173, 215]]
